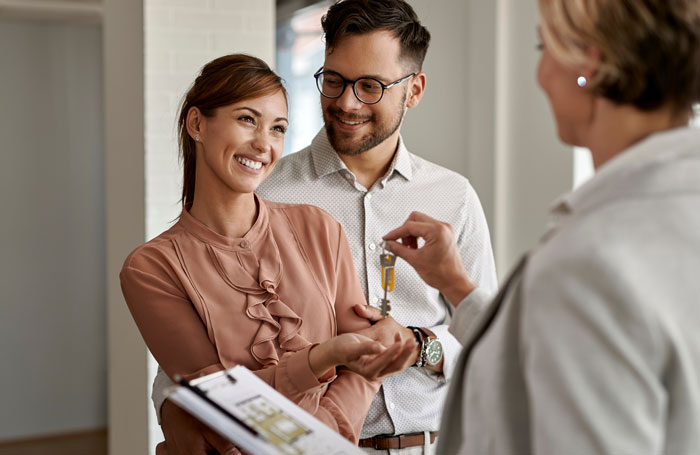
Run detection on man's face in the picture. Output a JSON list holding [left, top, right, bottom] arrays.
[[321, 30, 413, 156]]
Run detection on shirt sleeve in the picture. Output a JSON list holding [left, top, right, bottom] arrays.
[[520, 251, 666, 454], [308, 220, 380, 442], [455, 182, 498, 296]]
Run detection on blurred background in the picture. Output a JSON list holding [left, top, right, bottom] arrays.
[[0, 0, 599, 453]]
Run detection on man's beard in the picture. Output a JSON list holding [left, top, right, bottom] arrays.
[[323, 93, 406, 156]]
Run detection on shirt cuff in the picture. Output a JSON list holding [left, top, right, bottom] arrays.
[[448, 287, 493, 345], [278, 344, 336, 399], [152, 366, 175, 424]]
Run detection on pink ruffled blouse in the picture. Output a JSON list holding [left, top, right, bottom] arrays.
[[120, 196, 379, 442]]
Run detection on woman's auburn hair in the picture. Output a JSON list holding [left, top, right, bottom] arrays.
[[539, 0, 700, 112], [177, 54, 287, 207]]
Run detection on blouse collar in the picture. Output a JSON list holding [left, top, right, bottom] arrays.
[[177, 193, 270, 251]]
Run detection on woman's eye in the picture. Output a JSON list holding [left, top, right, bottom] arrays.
[[238, 115, 255, 124], [273, 125, 287, 134]]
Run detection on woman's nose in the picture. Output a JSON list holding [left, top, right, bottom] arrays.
[[251, 130, 272, 154]]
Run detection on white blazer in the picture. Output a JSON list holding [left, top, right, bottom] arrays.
[[440, 127, 700, 454]]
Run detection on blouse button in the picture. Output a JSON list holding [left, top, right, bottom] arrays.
[[240, 240, 249, 248]]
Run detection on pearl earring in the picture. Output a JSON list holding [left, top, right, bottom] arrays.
[[577, 76, 587, 87], [194, 134, 201, 141]]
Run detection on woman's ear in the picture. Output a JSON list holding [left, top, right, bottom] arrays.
[[580, 46, 602, 84], [186, 107, 203, 141], [406, 72, 426, 109]]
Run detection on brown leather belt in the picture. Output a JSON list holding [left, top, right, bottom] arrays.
[[358, 431, 438, 450]]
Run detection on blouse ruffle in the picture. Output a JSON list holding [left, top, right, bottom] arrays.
[[182, 195, 312, 367]]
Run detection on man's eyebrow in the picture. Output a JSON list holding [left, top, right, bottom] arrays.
[[324, 68, 389, 82], [233, 107, 288, 123]]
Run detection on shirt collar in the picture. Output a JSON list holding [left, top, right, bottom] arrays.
[[309, 129, 413, 182], [551, 126, 700, 220]]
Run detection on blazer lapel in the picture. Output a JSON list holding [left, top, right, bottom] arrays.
[[438, 254, 529, 453]]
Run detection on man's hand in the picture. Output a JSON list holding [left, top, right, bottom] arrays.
[[158, 399, 240, 455], [383, 211, 477, 306]]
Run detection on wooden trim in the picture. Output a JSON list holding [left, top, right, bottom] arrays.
[[0, 428, 107, 447]]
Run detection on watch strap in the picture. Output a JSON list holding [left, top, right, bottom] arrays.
[[407, 326, 425, 367]]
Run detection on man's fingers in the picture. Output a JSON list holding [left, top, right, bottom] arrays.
[[384, 240, 419, 264], [377, 338, 418, 377], [354, 303, 384, 322]]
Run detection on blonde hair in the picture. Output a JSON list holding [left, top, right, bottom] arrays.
[[539, 0, 700, 111]]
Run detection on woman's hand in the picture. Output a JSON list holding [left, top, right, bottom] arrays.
[[309, 333, 417, 381], [158, 399, 240, 455]]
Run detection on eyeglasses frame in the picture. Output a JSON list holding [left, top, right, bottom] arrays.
[[313, 68, 416, 105]]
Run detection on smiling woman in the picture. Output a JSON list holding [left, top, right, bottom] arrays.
[[119, 54, 417, 454]]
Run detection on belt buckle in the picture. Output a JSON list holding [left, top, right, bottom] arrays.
[[371, 434, 392, 450], [398, 433, 408, 449]]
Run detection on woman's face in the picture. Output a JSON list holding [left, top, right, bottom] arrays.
[[197, 90, 288, 196], [536, 29, 592, 146]]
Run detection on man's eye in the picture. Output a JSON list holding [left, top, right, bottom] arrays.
[[324, 77, 343, 87], [359, 81, 382, 93]]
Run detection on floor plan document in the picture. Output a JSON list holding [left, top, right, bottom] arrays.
[[166, 365, 364, 455]]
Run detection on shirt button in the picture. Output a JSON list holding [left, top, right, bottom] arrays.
[[240, 240, 249, 248], [365, 192, 372, 199], [390, 402, 396, 410], [371, 296, 379, 304], [368, 243, 376, 251]]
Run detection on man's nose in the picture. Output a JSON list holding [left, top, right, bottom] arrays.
[[335, 83, 364, 111]]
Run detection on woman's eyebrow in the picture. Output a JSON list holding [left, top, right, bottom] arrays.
[[233, 107, 287, 123]]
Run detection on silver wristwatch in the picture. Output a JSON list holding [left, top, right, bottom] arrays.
[[417, 327, 443, 366]]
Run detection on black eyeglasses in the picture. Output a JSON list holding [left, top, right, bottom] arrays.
[[314, 68, 416, 105]]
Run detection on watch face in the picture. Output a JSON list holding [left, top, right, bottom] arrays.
[[425, 339, 443, 366]]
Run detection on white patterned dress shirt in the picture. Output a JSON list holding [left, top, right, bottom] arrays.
[[257, 130, 498, 438]]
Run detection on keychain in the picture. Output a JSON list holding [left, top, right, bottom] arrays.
[[379, 241, 396, 317]]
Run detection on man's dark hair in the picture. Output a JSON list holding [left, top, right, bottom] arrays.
[[321, 0, 431, 71]]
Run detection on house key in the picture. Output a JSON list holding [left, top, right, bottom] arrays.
[[379, 242, 396, 317]]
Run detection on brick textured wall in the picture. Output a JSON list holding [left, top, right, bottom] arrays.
[[143, 2, 275, 450], [145, 0, 275, 240]]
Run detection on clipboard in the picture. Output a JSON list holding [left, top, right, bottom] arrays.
[[166, 365, 364, 455]]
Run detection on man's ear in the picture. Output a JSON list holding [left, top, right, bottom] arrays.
[[186, 106, 203, 141], [406, 72, 426, 109]]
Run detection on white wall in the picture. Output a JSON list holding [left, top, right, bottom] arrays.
[[0, 18, 106, 440], [104, 0, 147, 453], [403, 0, 572, 277]]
